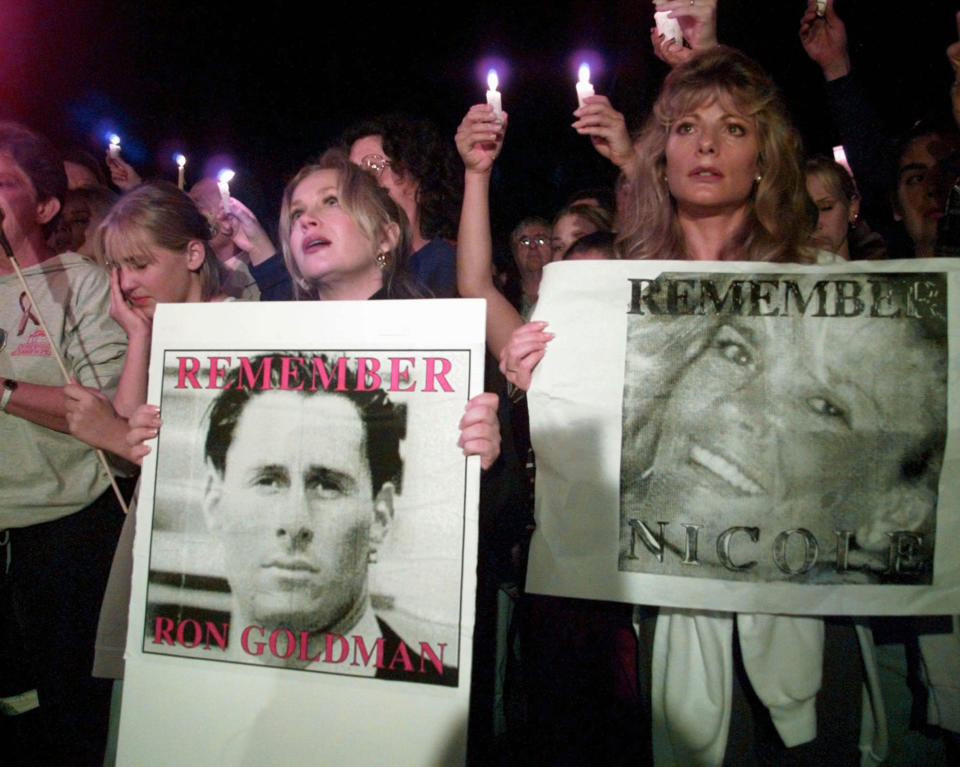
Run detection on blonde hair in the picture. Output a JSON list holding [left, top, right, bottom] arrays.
[[805, 155, 858, 205], [279, 149, 425, 300], [617, 46, 812, 263], [95, 181, 222, 300]]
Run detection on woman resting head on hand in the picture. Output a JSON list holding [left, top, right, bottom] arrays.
[[96, 180, 227, 323], [65, 182, 228, 459]]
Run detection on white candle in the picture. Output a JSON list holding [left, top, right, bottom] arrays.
[[108, 134, 121, 159], [217, 169, 235, 214], [176, 154, 186, 190], [816, 0, 826, 16], [832, 145, 854, 180], [486, 70, 503, 123], [576, 63, 594, 109], [654, 11, 683, 46]]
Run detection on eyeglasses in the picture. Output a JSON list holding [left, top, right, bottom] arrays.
[[518, 235, 548, 248], [359, 153, 391, 178]]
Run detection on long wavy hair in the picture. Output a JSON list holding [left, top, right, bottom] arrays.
[[279, 149, 428, 300], [96, 180, 222, 300], [617, 46, 812, 263]]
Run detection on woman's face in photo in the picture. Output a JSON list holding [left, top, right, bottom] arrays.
[[641, 314, 944, 575]]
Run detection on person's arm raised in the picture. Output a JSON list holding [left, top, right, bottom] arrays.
[[105, 154, 143, 192], [223, 197, 277, 266], [650, 0, 719, 68], [572, 95, 639, 178], [455, 105, 524, 358], [798, 0, 850, 81]]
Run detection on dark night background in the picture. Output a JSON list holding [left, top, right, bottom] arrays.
[[1, 0, 957, 249]]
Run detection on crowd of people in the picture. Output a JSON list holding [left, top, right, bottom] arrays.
[[2, 0, 960, 765]]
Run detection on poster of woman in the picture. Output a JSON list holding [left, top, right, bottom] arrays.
[[524, 260, 960, 615], [619, 272, 946, 585]]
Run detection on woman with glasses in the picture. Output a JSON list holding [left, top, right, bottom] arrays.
[[343, 114, 462, 297], [509, 217, 552, 317]]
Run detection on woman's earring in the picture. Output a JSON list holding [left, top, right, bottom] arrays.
[[754, 174, 762, 183], [376, 252, 387, 269]]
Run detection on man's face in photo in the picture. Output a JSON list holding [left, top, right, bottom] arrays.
[[204, 390, 387, 632]]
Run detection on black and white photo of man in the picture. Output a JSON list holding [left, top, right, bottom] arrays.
[[147, 353, 471, 685]]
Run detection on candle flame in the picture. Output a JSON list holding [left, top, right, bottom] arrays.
[[218, 169, 235, 184], [578, 64, 591, 84], [176, 154, 186, 168], [487, 70, 499, 91]]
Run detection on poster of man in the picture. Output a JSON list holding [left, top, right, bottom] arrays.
[[524, 260, 960, 615], [117, 300, 484, 767], [143, 350, 466, 685], [619, 271, 946, 585]]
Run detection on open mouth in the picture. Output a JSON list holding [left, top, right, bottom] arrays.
[[689, 443, 764, 495], [302, 237, 331, 254]]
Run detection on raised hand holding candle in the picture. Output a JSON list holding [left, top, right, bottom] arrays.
[[576, 64, 595, 108], [108, 134, 121, 159], [486, 70, 504, 123], [176, 154, 187, 190], [654, 10, 683, 46], [217, 169, 235, 214]]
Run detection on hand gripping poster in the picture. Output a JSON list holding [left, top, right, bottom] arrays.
[[118, 300, 484, 767], [525, 260, 960, 616]]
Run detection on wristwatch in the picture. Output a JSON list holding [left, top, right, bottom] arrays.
[[0, 378, 17, 412]]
